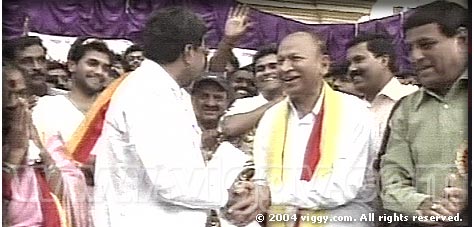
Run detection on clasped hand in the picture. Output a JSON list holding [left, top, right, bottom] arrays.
[[223, 181, 270, 226]]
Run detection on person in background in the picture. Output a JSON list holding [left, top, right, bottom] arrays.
[[46, 60, 71, 91], [227, 68, 258, 99], [380, 1, 468, 226], [326, 61, 363, 98], [3, 36, 67, 97], [122, 44, 144, 72], [3, 65, 89, 227], [208, 5, 251, 75]]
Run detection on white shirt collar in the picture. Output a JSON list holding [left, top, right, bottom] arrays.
[[288, 85, 325, 119]]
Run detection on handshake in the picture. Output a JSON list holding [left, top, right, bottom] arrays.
[[221, 169, 271, 227]]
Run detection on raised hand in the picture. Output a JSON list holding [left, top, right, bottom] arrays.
[[4, 98, 31, 164], [224, 5, 253, 45]]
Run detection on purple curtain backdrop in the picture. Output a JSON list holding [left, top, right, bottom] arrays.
[[2, 0, 412, 72]]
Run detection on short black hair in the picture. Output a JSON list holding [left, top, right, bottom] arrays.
[[124, 44, 144, 57], [3, 36, 47, 62], [142, 6, 207, 64], [67, 37, 113, 63], [252, 43, 277, 66], [347, 33, 397, 73], [404, 0, 468, 37]]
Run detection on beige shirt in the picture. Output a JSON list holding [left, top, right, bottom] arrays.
[[367, 78, 418, 145]]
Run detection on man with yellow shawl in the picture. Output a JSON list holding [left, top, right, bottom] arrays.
[[245, 32, 377, 227]]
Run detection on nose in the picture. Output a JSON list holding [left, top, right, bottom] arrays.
[[94, 65, 108, 78], [205, 97, 218, 107], [279, 59, 293, 72], [32, 60, 43, 71], [410, 46, 424, 63]]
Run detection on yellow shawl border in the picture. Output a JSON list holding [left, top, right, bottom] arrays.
[[65, 73, 128, 160], [266, 84, 344, 227]]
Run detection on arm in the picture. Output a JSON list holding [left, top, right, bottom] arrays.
[[221, 97, 282, 137], [208, 5, 251, 72], [124, 92, 243, 210], [380, 102, 430, 215]]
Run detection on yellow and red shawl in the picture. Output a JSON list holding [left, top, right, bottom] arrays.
[[65, 74, 128, 163], [261, 83, 344, 227]]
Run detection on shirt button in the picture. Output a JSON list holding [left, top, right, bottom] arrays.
[[443, 104, 449, 109]]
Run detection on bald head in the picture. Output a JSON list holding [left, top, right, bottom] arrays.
[[277, 31, 330, 100], [281, 32, 327, 56]]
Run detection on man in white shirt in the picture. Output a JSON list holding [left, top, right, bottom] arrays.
[[93, 7, 260, 227], [346, 33, 418, 226], [346, 33, 418, 141], [235, 31, 375, 227]]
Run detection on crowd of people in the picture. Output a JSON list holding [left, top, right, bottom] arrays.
[[2, 1, 468, 227]]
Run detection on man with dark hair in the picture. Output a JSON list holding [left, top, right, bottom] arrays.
[[122, 44, 144, 72], [346, 33, 418, 145], [227, 68, 258, 99], [33, 37, 113, 180], [220, 43, 284, 155], [326, 61, 363, 98], [93, 7, 260, 227], [380, 1, 468, 226], [3, 36, 67, 96], [46, 61, 71, 90]]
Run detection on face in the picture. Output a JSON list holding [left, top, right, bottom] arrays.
[[346, 42, 388, 94], [229, 70, 256, 99], [3, 68, 28, 109], [255, 54, 282, 95], [183, 41, 208, 87], [48, 68, 71, 90], [69, 50, 111, 94], [406, 23, 467, 91], [192, 82, 230, 124], [14, 45, 47, 86], [277, 33, 329, 98], [333, 75, 363, 97], [125, 51, 144, 71]]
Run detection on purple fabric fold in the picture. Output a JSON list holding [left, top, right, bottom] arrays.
[[2, 0, 412, 71]]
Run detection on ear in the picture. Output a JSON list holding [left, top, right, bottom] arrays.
[[455, 27, 468, 48], [67, 60, 77, 73], [379, 54, 390, 67], [320, 55, 331, 75], [182, 44, 194, 66]]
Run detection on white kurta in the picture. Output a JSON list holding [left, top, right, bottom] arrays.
[[253, 90, 376, 227], [93, 59, 245, 227], [32, 94, 84, 142]]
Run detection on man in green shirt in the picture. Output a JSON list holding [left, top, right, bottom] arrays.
[[380, 1, 468, 226]]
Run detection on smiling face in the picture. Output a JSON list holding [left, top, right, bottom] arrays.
[[68, 50, 111, 94], [406, 23, 467, 92], [229, 70, 256, 99], [192, 82, 230, 126], [346, 42, 389, 95], [277, 33, 329, 99], [255, 53, 282, 97]]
